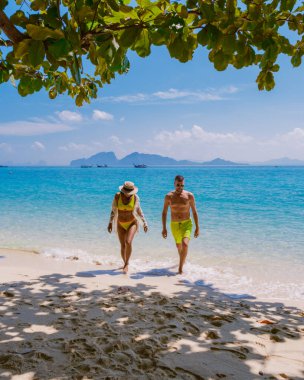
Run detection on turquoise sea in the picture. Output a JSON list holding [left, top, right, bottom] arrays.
[[0, 166, 303, 301]]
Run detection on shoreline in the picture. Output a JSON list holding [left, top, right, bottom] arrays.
[[1, 248, 303, 379], [1, 246, 303, 308]]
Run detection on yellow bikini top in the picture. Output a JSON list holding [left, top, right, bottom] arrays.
[[117, 194, 135, 211]]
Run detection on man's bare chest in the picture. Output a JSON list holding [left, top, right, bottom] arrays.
[[170, 195, 190, 208]]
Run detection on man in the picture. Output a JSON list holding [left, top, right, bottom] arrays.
[[162, 175, 199, 274]]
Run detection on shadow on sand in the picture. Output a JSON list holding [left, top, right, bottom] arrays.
[[0, 271, 303, 379]]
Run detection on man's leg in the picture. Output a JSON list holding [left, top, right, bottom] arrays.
[[175, 243, 182, 271], [117, 224, 127, 268], [176, 243, 184, 274], [179, 237, 190, 274], [124, 223, 137, 273]]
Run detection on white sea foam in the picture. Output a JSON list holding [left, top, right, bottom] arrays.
[[41, 247, 120, 266], [40, 247, 304, 301]]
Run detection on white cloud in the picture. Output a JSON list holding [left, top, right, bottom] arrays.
[[0, 121, 73, 136], [57, 110, 83, 122], [154, 125, 252, 145], [101, 86, 239, 104], [191, 125, 252, 143], [220, 85, 239, 94], [0, 142, 12, 152], [109, 135, 122, 145], [147, 124, 304, 161], [153, 89, 222, 101], [92, 110, 114, 121], [103, 94, 148, 103], [278, 128, 304, 143], [92, 141, 104, 148], [59, 142, 93, 152], [31, 141, 45, 150]]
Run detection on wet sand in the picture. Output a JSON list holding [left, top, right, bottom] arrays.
[[0, 248, 303, 379]]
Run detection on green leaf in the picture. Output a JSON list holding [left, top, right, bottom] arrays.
[[137, 0, 152, 7], [31, 0, 48, 11], [108, 0, 120, 12], [26, 25, 64, 41], [206, 25, 222, 49], [291, 52, 302, 67], [179, 5, 188, 18], [200, 2, 215, 22], [265, 71, 275, 90], [32, 78, 43, 92], [248, 4, 260, 19], [76, 93, 84, 106], [48, 39, 71, 59], [167, 34, 196, 63], [14, 39, 32, 59], [70, 54, 81, 85], [213, 50, 229, 71], [222, 34, 236, 55], [45, 6, 62, 29], [18, 75, 32, 96], [119, 28, 141, 48], [49, 87, 57, 99], [197, 28, 209, 46], [133, 29, 151, 57], [150, 30, 167, 46], [272, 64, 280, 72], [10, 10, 28, 27], [29, 40, 45, 67], [119, 5, 134, 13]]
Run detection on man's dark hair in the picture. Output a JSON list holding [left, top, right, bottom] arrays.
[[175, 175, 184, 182]]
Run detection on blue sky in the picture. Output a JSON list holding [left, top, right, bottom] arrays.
[[1, 39, 304, 165]]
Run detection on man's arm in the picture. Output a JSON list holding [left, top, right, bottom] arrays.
[[162, 195, 170, 238], [190, 193, 199, 238]]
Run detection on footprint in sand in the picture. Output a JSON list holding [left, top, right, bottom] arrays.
[[0, 353, 24, 370], [182, 321, 201, 336], [1, 290, 15, 297], [210, 346, 249, 360], [205, 330, 220, 339]]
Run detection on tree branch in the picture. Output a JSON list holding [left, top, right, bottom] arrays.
[[0, 9, 25, 44], [0, 39, 13, 46]]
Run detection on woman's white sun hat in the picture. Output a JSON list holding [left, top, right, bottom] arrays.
[[119, 181, 138, 195]]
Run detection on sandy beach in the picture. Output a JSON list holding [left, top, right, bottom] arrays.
[[0, 248, 303, 380]]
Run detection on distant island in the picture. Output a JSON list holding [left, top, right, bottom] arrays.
[[70, 152, 248, 167], [2, 154, 304, 167]]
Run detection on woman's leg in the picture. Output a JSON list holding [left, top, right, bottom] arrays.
[[123, 223, 137, 273], [117, 224, 127, 267]]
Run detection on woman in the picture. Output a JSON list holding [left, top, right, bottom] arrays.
[[108, 181, 148, 273]]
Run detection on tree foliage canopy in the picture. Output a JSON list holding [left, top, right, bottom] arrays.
[[0, 0, 303, 105]]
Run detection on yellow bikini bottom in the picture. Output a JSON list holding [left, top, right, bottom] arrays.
[[118, 219, 136, 231]]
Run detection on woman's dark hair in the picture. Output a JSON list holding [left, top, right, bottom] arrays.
[[175, 175, 184, 182]]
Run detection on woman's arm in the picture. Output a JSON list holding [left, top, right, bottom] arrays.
[[135, 195, 148, 232], [108, 194, 118, 233]]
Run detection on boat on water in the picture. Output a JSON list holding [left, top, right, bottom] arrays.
[[133, 164, 147, 168], [97, 164, 108, 168]]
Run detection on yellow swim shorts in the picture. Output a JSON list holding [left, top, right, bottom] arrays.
[[170, 219, 193, 244]]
